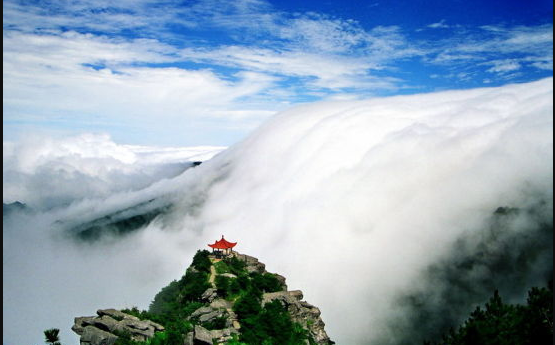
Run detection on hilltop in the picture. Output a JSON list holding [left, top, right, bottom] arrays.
[[72, 250, 333, 345]]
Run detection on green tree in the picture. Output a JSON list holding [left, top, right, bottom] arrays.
[[233, 288, 262, 321], [429, 281, 553, 345], [43, 328, 61, 345], [191, 250, 212, 272]]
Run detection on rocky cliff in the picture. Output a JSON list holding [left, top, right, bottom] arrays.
[[72, 251, 333, 345]]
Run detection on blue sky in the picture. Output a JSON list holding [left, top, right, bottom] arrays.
[[3, 0, 553, 146]]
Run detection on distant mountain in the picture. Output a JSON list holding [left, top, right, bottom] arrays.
[[64, 198, 173, 242], [61, 161, 204, 242], [3, 201, 31, 216]]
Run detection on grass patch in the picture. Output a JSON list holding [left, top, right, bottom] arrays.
[[214, 261, 231, 274]]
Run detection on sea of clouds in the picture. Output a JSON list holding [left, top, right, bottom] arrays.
[[3, 77, 553, 345]]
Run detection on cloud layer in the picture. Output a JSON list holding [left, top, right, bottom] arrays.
[[3, 78, 553, 345], [3, 133, 224, 209], [3, 0, 552, 145]]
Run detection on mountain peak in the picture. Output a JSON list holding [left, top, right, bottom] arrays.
[[72, 249, 333, 345]]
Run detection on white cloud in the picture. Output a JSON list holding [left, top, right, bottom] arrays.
[[3, 30, 282, 143], [427, 19, 449, 29], [3, 78, 552, 345], [485, 59, 522, 73], [180, 45, 393, 90], [3, 133, 225, 209], [2, 0, 553, 148]]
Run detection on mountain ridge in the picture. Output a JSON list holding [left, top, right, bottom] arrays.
[[72, 250, 333, 345]]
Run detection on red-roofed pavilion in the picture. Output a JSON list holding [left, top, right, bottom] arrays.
[[208, 235, 237, 256]]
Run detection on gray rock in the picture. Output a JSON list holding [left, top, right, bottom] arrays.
[[262, 290, 332, 344], [219, 273, 237, 279], [289, 290, 303, 301], [234, 253, 258, 265], [199, 310, 225, 323], [73, 309, 164, 345], [262, 291, 294, 305], [72, 316, 95, 335], [97, 308, 139, 321], [190, 306, 213, 319], [119, 318, 150, 331], [80, 325, 118, 345], [91, 315, 120, 333], [194, 325, 238, 345], [145, 320, 165, 332], [183, 331, 194, 345], [201, 288, 218, 302], [210, 298, 233, 309], [246, 262, 266, 274], [193, 325, 214, 345], [274, 273, 287, 290], [119, 318, 155, 341]]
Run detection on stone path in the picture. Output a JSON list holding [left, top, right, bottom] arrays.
[[209, 262, 216, 287], [208, 258, 240, 329]]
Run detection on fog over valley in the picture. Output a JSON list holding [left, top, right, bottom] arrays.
[[3, 78, 553, 345]]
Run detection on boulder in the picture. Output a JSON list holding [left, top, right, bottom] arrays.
[[219, 273, 237, 279], [91, 315, 120, 333], [234, 252, 266, 274], [183, 331, 194, 345], [119, 318, 159, 341], [289, 290, 303, 301], [201, 288, 218, 302], [193, 325, 238, 345], [199, 309, 225, 323], [80, 325, 118, 345], [73, 309, 164, 345], [145, 320, 165, 332], [246, 262, 266, 274], [97, 308, 139, 321], [274, 273, 287, 290], [210, 298, 233, 309], [193, 325, 213, 345], [262, 290, 332, 344], [190, 306, 213, 319], [72, 316, 96, 335]]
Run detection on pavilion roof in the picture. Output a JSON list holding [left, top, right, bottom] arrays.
[[208, 235, 237, 249]]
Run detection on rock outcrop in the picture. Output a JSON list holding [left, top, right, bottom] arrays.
[[262, 290, 331, 344], [72, 309, 164, 345]]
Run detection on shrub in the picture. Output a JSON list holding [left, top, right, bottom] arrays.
[[239, 300, 309, 345], [233, 288, 262, 321], [251, 273, 282, 293], [224, 256, 247, 276], [214, 261, 231, 274], [203, 315, 228, 330], [192, 250, 212, 273], [428, 281, 553, 345], [179, 270, 211, 302], [215, 275, 231, 297], [43, 328, 61, 345]]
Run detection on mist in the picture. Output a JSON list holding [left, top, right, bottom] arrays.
[[3, 78, 553, 345], [3, 133, 225, 210]]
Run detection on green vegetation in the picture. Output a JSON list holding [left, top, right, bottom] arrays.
[[214, 260, 231, 274], [148, 250, 212, 320], [426, 281, 553, 345], [250, 272, 282, 293], [191, 249, 212, 273], [117, 250, 310, 345], [43, 328, 61, 345], [202, 315, 229, 330], [112, 326, 187, 345], [235, 299, 311, 345], [224, 256, 247, 276]]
